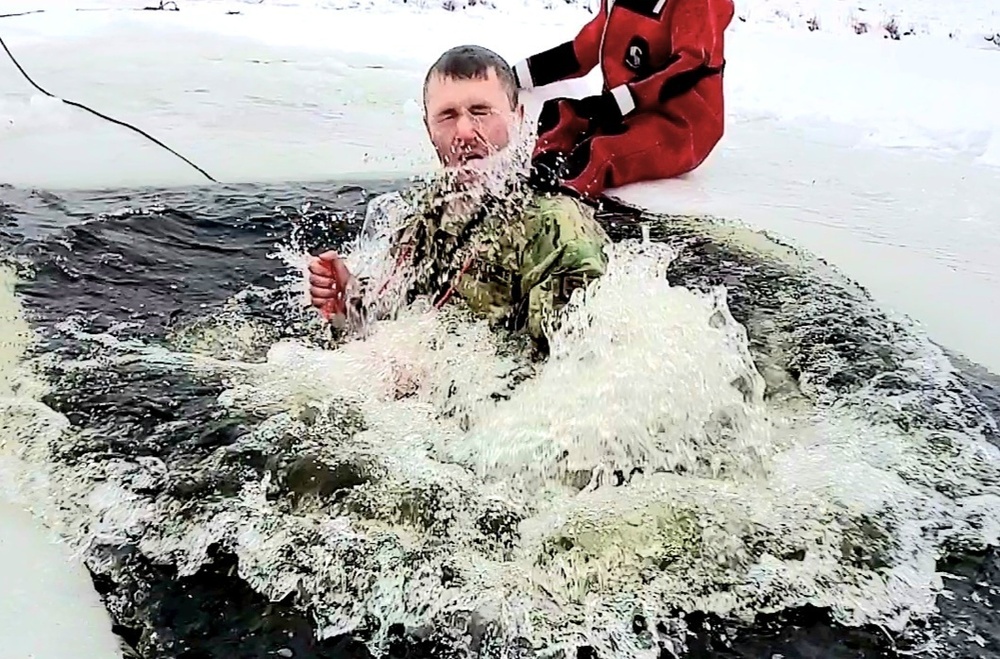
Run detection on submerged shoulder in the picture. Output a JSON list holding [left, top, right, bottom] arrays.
[[529, 192, 592, 223], [525, 193, 609, 242]]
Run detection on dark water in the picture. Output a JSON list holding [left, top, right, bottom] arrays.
[[1, 180, 999, 659], [0, 181, 391, 338]]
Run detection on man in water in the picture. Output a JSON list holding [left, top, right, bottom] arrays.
[[307, 45, 611, 351]]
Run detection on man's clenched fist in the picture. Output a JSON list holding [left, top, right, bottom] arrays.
[[308, 250, 355, 320]]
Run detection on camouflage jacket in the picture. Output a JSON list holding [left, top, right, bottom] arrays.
[[354, 184, 610, 344]]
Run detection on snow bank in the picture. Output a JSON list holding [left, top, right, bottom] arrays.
[[3, 0, 999, 171], [0, 262, 121, 659], [0, 502, 121, 659], [2, 0, 999, 370], [732, 0, 998, 46], [4, 0, 999, 45], [184, 0, 1000, 48], [722, 29, 1000, 162]]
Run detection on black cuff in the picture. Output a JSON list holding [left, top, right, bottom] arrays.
[[575, 91, 624, 127], [597, 90, 624, 124], [528, 41, 580, 87]]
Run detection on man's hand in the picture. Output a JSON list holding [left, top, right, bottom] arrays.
[[308, 250, 354, 320]]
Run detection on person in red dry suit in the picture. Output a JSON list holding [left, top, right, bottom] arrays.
[[512, 0, 734, 200]]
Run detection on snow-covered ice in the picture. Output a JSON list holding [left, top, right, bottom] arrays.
[[0, 501, 121, 659], [1, 1, 999, 657], [3, 0, 998, 371]]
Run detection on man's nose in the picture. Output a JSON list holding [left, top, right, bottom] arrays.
[[454, 112, 479, 141]]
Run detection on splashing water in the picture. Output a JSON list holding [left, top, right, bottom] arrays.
[[447, 241, 772, 490], [2, 160, 1000, 658], [331, 115, 543, 335], [82, 238, 786, 657]]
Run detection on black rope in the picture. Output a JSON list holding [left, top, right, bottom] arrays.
[[0, 11, 46, 19], [0, 31, 218, 183]]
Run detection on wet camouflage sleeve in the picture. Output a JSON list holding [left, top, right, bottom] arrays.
[[519, 195, 611, 340]]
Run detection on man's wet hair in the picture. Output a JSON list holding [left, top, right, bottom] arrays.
[[423, 45, 519, 110]]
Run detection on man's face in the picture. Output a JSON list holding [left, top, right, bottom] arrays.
[[423, 68, 524, 171]]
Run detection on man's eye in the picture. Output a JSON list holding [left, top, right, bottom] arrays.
[[470, 107, 493, 116]]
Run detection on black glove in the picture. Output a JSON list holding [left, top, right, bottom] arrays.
[[567, 91, 626, 131]]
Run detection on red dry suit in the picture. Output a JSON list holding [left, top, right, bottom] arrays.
[[513, 0, 734, 199]]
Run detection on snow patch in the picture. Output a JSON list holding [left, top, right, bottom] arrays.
[[979, 133, 1000, 168], [0, 95, 74, 135]]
